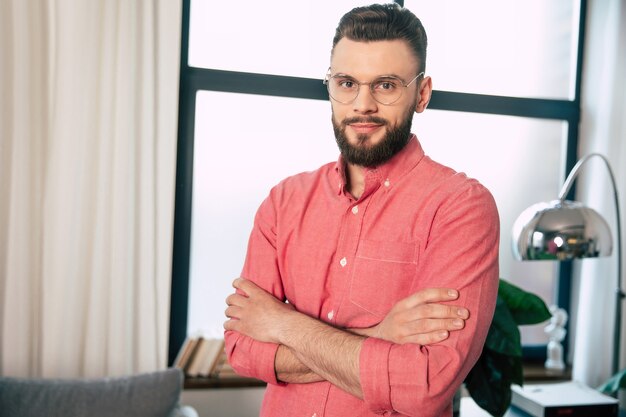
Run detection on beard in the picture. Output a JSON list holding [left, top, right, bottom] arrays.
[[332, 106, 414, 168]]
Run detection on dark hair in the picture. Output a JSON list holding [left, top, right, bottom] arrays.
[[332, 3, 427, 73]]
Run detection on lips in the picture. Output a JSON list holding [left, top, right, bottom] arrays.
[[348, 123, 384, 134]]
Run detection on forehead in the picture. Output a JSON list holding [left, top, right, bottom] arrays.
[[330, 38, 419, 78]]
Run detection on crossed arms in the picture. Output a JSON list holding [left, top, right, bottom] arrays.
[[225, 279, 469, 398]]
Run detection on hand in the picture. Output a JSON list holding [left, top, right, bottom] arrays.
[[224, 277, 295, 344], [351, 288, 469, 345]]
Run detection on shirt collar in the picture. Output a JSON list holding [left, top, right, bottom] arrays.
[[333, 134, 425, 198]]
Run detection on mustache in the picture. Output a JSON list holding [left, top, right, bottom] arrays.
[[342, 116, 388, 126]]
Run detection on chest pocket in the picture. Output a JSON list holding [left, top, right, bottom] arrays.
[[349, 239, 419, 317]]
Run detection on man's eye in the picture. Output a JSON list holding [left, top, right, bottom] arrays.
[[375, 80, 399, 91], [337, 79, 356, 89]]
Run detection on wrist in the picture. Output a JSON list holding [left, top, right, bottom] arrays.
[[349, 324, 378, 338], [276, 309, 305, 346]]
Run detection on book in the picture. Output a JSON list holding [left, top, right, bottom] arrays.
[[182, 337, 226, 377], [173, 336, 199, 370], [195, 338, 225, 377], [511, 381, 618, 417], [183, 337, 205, 375]]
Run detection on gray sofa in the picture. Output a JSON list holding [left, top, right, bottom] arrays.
[[0, 367, 197, 417]]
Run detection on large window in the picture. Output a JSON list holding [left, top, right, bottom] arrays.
[[169, 0, 586, 364]]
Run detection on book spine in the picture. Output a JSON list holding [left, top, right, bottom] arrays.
[[184, 337, 205, 375]]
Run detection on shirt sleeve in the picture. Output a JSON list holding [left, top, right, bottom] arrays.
[[359, 178, 500, 416], [224, 191, 285, 386]]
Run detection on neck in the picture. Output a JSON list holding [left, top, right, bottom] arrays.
[[345, 163, 365, 200]]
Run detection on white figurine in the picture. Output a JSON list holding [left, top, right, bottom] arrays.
[[544, 305, 568, 371]]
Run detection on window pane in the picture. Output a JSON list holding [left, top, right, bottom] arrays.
[[405, 0, 579, 99], [190, 0, 578, 99], [415, 110, 565, 344], [188, 92, 565, 345], [188, 91, 337, 336], [188, 0, 394, 79]]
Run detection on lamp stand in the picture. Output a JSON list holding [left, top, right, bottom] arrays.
[[559, 154, 624, 376]]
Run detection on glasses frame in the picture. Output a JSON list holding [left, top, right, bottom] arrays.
[[323, 69, 424, 105]]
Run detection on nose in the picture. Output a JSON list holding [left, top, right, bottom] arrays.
[[352, 84, 378, 114]]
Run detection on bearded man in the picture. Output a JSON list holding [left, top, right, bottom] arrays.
[[224, 4, 500, 416]]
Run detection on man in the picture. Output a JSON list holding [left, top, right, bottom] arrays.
[[224, 4, 499, 416]]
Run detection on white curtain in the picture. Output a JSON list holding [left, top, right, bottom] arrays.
[[571, 0, 626, 393], [0, 0, 181, 378]]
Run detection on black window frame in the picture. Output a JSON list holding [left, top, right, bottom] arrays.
[[168, 0, 587, 365]]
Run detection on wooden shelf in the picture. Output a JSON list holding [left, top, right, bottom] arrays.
[[184, 374, 266, 389], [522, 360, 571, 382]]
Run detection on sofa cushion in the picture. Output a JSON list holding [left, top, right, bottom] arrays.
[[0, 368, 183, 417]]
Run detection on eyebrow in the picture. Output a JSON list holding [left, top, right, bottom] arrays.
[[331, 72, 406, 80]]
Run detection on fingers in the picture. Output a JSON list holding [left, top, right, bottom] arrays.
[[224, 292, 248, 322], [232, 277, 262, 295], [394, 318, 466, 345], [225, 293, 248, 307], [223, 318, 238, 332], [399, 288, 460, 309], [404, 317, 465, 334], [404, 303, 469, 321], [224, 305, 242, 319], [401, 330, 451, 345]]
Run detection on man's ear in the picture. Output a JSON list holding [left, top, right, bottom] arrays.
[[414, 76, 432, 114]]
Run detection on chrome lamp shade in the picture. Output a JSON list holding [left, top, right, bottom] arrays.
[[512, 199, 613, 261]]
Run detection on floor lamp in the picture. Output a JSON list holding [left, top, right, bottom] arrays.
[[511, 153, 624, 377]]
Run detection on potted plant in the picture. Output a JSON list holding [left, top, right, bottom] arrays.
[[463, 279, 552, 416], [599, 368, 626, 395]]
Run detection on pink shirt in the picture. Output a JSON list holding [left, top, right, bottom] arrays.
[[225, 136, 500, 417]]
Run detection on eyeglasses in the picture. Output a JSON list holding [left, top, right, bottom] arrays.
[[323, 69, 424, 105]]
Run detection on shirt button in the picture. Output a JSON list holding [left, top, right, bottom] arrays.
[[340, 257, 347, 267], [384, 179, 390, 187], [351, 205, 359, 214], [312, 414, 318, 417], [327, 310, 334, 320]]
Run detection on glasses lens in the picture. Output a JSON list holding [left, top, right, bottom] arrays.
[[370, 78, 402, 105], [328, 76, 358, 104]]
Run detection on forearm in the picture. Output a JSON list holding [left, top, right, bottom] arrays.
[[275, 344, 324, 383], [279, 310, 365, 398]]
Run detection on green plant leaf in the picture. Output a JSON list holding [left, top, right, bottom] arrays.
[[598, 368, 626, 394], [484, 296, 522, 357], [465, 349, 523, 417], [498, 279, 552, 325]]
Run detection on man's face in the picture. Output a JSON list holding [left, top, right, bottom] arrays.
[[329, 38, 429, 168]]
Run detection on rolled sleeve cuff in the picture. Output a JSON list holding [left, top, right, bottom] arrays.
[[253, 341, 281, 385], [226, 332, 281, 385], [360, 337, 393, 413]]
